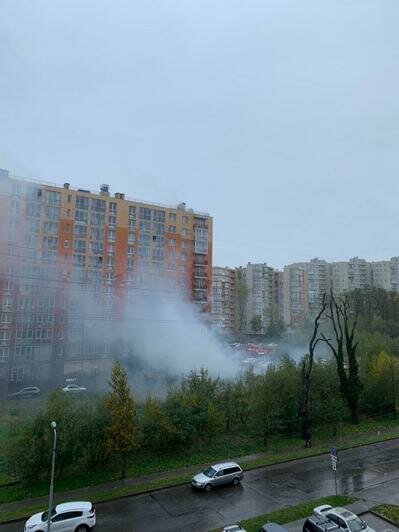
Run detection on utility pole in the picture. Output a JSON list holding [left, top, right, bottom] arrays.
[[47, 421, 57, 532]]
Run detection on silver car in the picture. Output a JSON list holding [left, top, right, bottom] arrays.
[[313, 505, 376, 532], [191, 461, 243, 491]]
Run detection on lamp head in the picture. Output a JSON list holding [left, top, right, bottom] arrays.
[[51, 421, 57, 430]]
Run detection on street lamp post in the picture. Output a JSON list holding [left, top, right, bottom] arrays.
[[47, 421, 57, 532]]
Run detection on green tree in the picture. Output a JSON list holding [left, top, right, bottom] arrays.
[[251, 368, 282, 446], [141, 397, 180, 452], [309, 360, 348, 436], [105, 361, 139, 479], [8, 391, 108, 484], [250, 315, 263, 334], [366, 352, 399, 417], [267, 312, 286, 339], [321, 294, 362, 424]]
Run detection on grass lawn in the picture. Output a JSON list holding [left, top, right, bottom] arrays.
[[0, 408, 397, 506], [212, 495, 356, 532], [372, 504, 399, 525]]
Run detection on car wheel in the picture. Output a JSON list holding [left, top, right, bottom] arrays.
[[232, 477, 240, 486], [204, 483, 212, 492], [75, 525, 89, 532]]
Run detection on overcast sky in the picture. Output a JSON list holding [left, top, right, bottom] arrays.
[[1, 0, 398, 268]]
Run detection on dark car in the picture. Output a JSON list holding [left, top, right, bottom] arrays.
[[303, 515, 345, 532], [9, 386, 41, 399], [259, 524, 288, 532]]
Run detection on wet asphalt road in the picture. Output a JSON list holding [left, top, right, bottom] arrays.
[[4, 438, 399, 532]]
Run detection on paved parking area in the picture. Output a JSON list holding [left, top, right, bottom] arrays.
[[285, 512, 398, 532]]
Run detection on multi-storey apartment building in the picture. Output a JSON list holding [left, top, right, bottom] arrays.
[[210, 267, 236, 334], [371, 258, 399, 292], [331, 257, 371, 295], [282, 264, 308, 324], [289, 258, 331, 316], [244, 263, 277, 334], [0, 170, 212, 393]]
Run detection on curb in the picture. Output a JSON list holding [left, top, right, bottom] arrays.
[[1, 434, 398, 526]]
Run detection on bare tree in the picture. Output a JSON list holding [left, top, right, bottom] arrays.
[[299, 294, 327, 437], [321, 292, 362, 424]]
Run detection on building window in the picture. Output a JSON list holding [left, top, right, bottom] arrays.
[[10, 367, 24, 382], [129, 205, 136, 217], [182, 215, 189, 224], [108, 229, 116, 242], [167, 263, 175, 271], [181, 228, 189, 237], [169, 213, 176, 221], [64, 240, 69, 248], [67, 209, 71, 218], [1, 298, 12, 312], [43, 221, 59, 235], [181, 240, 189, 248], [65, 223, 71, 233], [180, 265, 187, 273], [44, 190, 61, 206], [128, 232, 135, 243], [67, 194, 72, 203], [2, 282, 12, 295], [0, 346, 9, 362], [73, 239, 86, 253], [140, 207, 151, 220], [76, 196, 89, 210], [109, 202, 117, 214], [73, 254, 86, 267], [168, 250, 176, 258], [168, 225, 176, 233], [181, 252, 187, 261], [0, 327, 10, 340], [109, 215, 116, 226], [168, 238, 176, 246], [74, 224, 87, 238], [128, 245, 134, 257]]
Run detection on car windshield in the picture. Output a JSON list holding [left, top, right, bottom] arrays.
[[41, 507, 57, 522], [203, 467, 216, 478], [348, 517, 366, 531]]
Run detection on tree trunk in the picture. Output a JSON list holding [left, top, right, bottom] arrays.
[[121, 452, 127, 479], [299, 359, 311, 438], [263, 428, 268, 447], [299, 296, 326, 438]]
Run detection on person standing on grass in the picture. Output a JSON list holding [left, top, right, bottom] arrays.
[[304, 430, 312, 448]]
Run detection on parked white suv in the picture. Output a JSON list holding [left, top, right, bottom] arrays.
[[313, 505, 375, 532], [24, 501, 95, 531]]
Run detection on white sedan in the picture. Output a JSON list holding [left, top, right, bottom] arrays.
[[314, 505, 376, 532], [62, 384, 87, 394], [24, 501, 95, 531]]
